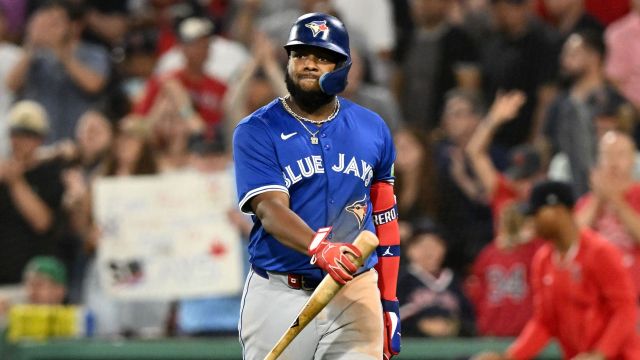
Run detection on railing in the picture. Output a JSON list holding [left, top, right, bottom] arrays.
[[1, 337, 562, 360]]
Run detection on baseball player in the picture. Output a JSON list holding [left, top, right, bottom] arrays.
[[474, 181, 640, 360], [233, 13, 401, 360]]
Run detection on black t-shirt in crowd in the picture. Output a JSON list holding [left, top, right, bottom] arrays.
[[0, 159, 64, 284], [402, 25, 479, 131], [481, 19, 560, 148]]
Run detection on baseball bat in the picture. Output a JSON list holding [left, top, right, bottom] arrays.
[[263, 230, 379, 360]]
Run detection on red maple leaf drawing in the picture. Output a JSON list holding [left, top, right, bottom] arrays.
[[209, 241, 227, 257]]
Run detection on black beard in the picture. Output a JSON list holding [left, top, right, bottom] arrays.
[[285, 72, 335, 113]]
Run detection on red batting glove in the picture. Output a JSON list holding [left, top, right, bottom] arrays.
[[308, 227, 362, 285]]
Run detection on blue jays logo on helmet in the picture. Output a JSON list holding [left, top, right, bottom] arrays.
[[305, 20, 329, 37], [346, 195, 368, 229]]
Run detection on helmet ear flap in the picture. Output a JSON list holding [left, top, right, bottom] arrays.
[[319, 60, 352, 95]]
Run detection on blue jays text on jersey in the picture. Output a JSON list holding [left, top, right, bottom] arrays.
[[282, 152, 374, 188], [233, 97, 396, 281]]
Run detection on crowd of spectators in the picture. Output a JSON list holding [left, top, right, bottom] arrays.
[[1, 0, 640, 341]]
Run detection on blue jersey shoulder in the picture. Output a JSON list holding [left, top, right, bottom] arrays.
[[339, 98, 390, 131]]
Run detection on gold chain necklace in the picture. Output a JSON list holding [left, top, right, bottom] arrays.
[[279, 95, 340, 145]]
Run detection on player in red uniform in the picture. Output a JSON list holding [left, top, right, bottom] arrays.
[[474, 181, 640, 360]]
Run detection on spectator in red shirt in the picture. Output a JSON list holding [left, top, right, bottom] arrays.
[[575, 131, 640, 296], [474, 180, 640, 360], [135, 16, 227, 139], [466, 202, 544, 336], [465, 91, 546, 337], [465, 90, 544, 229]]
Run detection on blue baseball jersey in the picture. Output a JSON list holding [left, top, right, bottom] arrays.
[[233, 97, 396, 281]]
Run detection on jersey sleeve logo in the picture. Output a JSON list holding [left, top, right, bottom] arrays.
[[345, 195, 368, 229], [305, 20, 329, 37]]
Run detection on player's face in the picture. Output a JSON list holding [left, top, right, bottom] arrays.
[[288, 46, 338, 92], [533, 206, 562, 239]]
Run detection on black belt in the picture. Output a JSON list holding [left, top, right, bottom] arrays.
[[251, 265, 369, 291], [252, 264, 321, 290]]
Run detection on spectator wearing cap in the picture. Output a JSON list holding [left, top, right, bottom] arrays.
[[23, 256, 67, 305], [0, 100, 65, 286], [575, 131, 640, 298], [544, 30, 624, 197], [474, 180, 640, 360], [0, 256, 67, 330], [135, 16, 228, 140], [155, 14, 250, 85], [6, 0, 110, 143]]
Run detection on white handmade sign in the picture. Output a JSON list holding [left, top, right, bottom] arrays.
[[92, 171, 243, 300]]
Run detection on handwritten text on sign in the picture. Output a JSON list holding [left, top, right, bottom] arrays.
[[92, 171, 242, 300]]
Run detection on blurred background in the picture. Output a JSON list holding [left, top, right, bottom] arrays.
[[0, 0, 639, 359]]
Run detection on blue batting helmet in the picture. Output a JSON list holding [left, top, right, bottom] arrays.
[[284, 13, 351, 95]]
